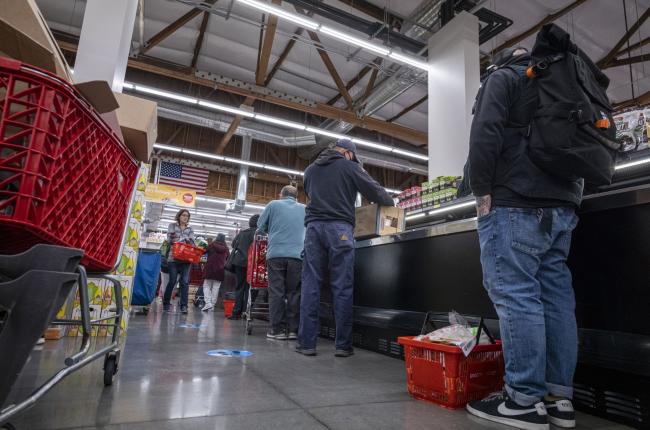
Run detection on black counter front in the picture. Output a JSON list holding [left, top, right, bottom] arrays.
[[318, 184, 650, 428]]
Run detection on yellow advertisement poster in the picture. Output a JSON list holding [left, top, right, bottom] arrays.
[[144, 183, 196, 207]]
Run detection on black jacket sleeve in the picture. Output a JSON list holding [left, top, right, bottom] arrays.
[[349, 163, 395, 206], [468, 69, 519, 196]]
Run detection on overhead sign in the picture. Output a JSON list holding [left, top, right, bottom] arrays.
[[144, 183, 196, 207]]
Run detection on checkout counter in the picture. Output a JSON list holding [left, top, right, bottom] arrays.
[[319, 150, 650, 428]]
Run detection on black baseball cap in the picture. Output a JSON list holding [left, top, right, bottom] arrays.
[[335, 138, 359, 163]]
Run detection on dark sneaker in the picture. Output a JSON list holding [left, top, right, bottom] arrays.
[[180, 306, 188, 314], [267, 331, 288, 340], [544, 398, 575, 428], [466, 392, 549, 430], [295, 344, 317, 356], [287, 332, 297, 340], [163, 304, 171, 312], [334, 349, 354, 357]]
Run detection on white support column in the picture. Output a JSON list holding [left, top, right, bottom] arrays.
[[427, 11, 480, 179], [74, 0, 138, 92]]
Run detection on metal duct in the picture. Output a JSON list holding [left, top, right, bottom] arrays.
[[234, 135, 252, 212], [321, 0, 441, 133]]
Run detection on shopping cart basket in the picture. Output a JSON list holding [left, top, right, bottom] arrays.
[[244, 234, 268, 335]]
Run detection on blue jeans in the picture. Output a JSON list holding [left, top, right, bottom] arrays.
[[163, 261, 191, 308], [477, 207, 579, 406], [299, 221, 355, 350]]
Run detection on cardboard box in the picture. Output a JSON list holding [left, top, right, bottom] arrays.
[[113, 92, 158, 162], [0, 0, 72, 81], [354, 204, 405, 239]]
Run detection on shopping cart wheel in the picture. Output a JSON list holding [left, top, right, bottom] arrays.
[[245, 320, 252, 335], [103, 353, 118, 386]]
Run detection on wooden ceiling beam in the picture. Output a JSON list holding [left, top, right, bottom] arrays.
[[604, 53, 650, 69], [305, 30, 354, 109], [363, 66, 380, 99], [190, 12, 211, 70], [491, 0, 589, 55], [616, 35, 650, 58], [56, 40, 427, 145], [220, 0, 281, 154], [141, 0, 217, 54], [613, 89, 650, 110], [598, 6, 650, 68], [265, 27, 304, 86], [387, 95, 427, 122], [256, 1, 281, 85], [327, 65, 371, 105]]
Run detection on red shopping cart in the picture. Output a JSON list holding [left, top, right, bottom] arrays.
[[244, 234, 269, 335]]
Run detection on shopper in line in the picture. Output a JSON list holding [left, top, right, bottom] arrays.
[[163, 209, 195, 314], [298, 139, 394, 357], [257, 185, 306, 340], [465, 47, 583, 430], [201, 233, 230, 312], [229, 214, 259, 320]]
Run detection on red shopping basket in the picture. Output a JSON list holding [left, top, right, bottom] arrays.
[[171, 242, 204, 264], [246, 235, 268, 288], [0, 58, 138, 271], [397, 336, 504, 409]]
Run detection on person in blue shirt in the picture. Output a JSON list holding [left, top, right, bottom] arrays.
[[257, 185, 306, 340], [297, 139, 394, 357]]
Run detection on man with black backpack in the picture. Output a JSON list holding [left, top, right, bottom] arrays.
[[464, 23, 619, 430]]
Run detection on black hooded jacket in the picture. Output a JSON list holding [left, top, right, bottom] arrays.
[[304, 149, 394, 226], [468, 54, 583, 207]]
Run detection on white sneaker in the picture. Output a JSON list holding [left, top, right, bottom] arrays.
[[202, 304, 214, 312], [36, 337, 45, 345]]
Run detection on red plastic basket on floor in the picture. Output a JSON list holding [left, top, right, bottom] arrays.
[[171, 242, 204, 264], [246, 235, 268, 288], [0, 58, 138, 271], [223, 299, 235, 317], [397, 336, 504, 409]]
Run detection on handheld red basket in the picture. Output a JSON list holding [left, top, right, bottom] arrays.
[[246, 235, 268, 288], [171, 242, 204, 264], [0, 58, 138, 271], [223, 299, 235, 317], [397, 336, 504, 409]]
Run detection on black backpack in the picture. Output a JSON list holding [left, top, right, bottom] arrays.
[[526, 24, 621, 185]]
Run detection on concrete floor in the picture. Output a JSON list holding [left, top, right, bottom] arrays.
[[7, 305, 631, 430]]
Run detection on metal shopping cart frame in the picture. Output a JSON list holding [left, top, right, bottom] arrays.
[[243, 235, 269, 336], [0, 173, 139, 429]]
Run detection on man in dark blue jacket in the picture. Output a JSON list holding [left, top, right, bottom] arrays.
[[296, 139, 394, 357]]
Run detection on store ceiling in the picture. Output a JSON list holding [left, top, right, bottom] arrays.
[[36, 0, 650, 142]]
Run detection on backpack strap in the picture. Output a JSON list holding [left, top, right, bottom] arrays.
[[526, 53, 565, 78]]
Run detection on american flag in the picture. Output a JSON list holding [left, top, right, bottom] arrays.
[[159, 161, 209, 193]]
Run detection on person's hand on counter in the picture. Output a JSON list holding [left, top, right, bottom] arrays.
[[475, 194, 492, 218]]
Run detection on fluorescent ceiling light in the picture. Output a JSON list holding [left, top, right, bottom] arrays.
[[320, 25, 390, 56], [224, 157, 265, 168], [198, 100, 255, 117], [306, 127, 348, 140], [427, 200, 476, 217], [122, 82, 134, 90], [392, 148, 428, 161], [351, 138, 392, 152], [183, 149, 225, 160], [264, 165, 303, 175], [196, 196, 232, 204], [135, 85, 198, 104], [384, 188, 400, 194], [154, 143, 182, 152], [405, 212, 426, 221], [246, 203, 266, 210], [615, 157, 650, 170], [255, 114, 306, 130], [237, 0, 320, 30], [389, 52, 429, 71]]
